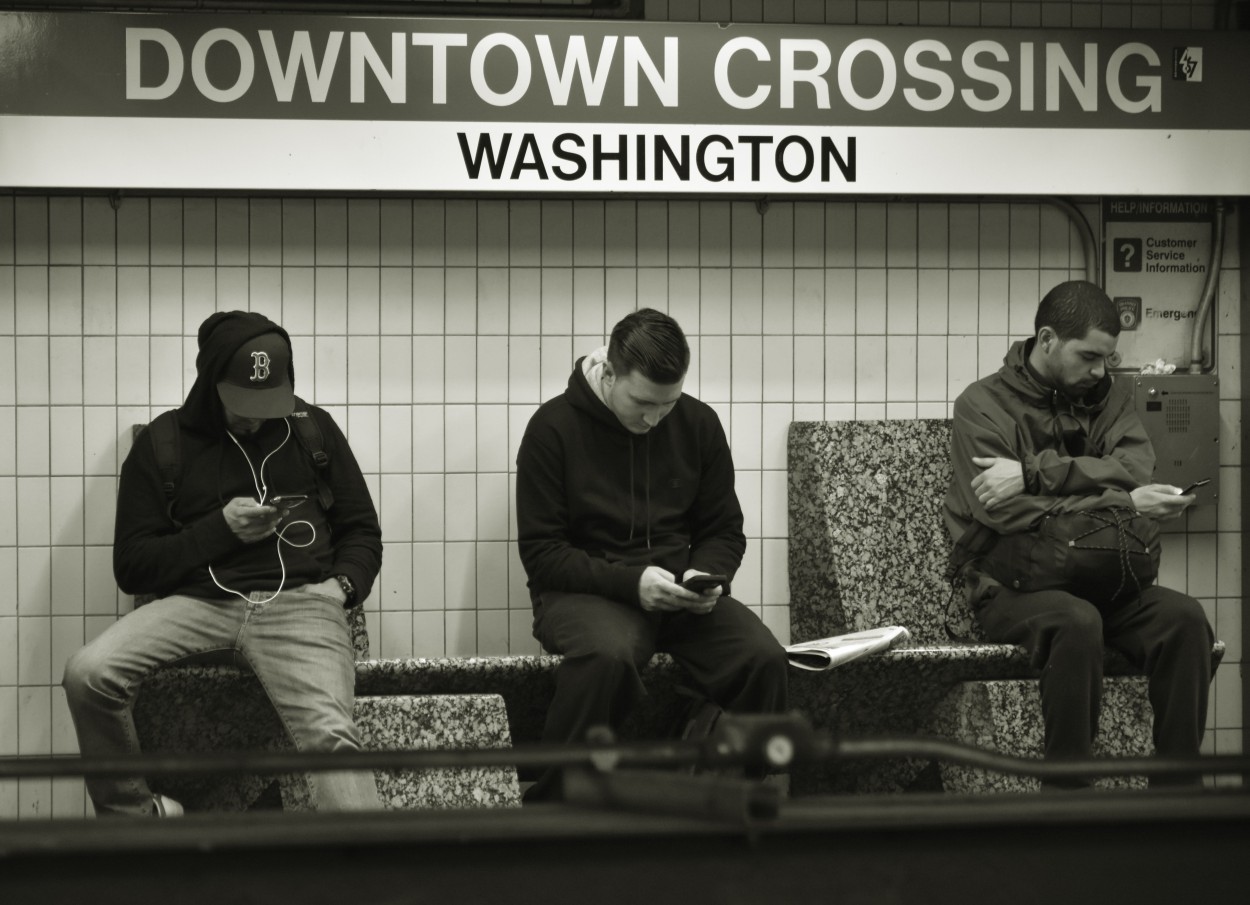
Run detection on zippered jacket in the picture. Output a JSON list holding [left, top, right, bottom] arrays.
[[944, 338, 1155, 542]]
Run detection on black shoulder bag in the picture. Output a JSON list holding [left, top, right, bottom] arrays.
[[978, 507, 1160, 611]]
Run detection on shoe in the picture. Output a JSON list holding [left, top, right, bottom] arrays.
[[152, 793, 184, 817]]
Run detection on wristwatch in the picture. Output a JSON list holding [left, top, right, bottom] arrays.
[[334, 574, 356, 605]]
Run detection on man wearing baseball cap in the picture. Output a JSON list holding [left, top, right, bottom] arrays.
[[216, 329, 295, 420], [63, 311, 383, 816]]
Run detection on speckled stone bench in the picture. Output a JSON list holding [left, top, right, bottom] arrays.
[[133, 675, 519, 810], [353, 654, 692, 747], [928, 677, 1156, 793], [280, 694, 519, 810], [787, 419, 1223, 795], [132, 612, 693, 811]]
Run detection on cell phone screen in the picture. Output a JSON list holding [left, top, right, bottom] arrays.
[[271, 495, 308, 510]]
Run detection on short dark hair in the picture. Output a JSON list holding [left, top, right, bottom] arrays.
[[1035, 280, 1121, 342], [607, 308, 690, 384]]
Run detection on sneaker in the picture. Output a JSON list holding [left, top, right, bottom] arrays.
[[152, 793, 184, 817]]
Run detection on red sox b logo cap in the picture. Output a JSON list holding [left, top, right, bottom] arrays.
[[216, 332, 295, 419]]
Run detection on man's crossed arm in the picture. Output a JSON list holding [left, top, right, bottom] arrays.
[[972, 455, 1196, 520]]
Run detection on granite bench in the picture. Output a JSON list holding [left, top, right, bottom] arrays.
[[137, 686, 519, 811], [131, 611, 695, 812], [285, 694, 519, 810], [786, 419, 1224, 795]]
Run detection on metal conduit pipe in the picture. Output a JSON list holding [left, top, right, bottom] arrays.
[[941, 198, 1095, 286], [1189, 199, 1227, 373], [1037, 196, 1225, 374], [1044, 196, 1100, 287]]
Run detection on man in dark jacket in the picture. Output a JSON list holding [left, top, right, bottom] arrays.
[[63, 311, 382, 815], [516, 308, 788, 799], [945, 280, 1213, 787]]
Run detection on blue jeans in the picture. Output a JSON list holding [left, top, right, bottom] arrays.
[[62, 585, 381, 816]]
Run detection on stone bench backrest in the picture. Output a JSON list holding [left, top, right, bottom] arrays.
[[788, 419, 976, 645]]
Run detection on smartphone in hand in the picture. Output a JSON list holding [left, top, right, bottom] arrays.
[[680, 573, 727, 594], [1179, 478, 1210, 496], [270, 493, 309, 510]]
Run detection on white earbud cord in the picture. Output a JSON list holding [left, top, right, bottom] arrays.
[[208, 417, 316, 604]]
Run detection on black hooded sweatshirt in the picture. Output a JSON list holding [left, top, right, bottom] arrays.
[[515, 357, 746, 607], [113, 311, 382, 604]]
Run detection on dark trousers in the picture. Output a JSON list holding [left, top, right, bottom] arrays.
[[974, 583, 1213, 782], [529, 591, 789, 796]]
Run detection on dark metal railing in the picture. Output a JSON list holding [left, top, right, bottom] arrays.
[[3, 712, 1247, 789]]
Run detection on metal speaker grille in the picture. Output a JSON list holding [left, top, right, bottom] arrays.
[[1165, 398, 1191, 433]]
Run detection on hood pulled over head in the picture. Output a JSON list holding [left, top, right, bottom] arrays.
[[181, 311, 294, 434]]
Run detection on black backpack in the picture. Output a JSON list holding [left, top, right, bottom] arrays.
[[142, 397, 334, 528]]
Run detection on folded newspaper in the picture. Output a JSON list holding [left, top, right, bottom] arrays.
[[784, 626, 911, 671]]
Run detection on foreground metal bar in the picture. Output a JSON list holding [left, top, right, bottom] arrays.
[[3, 732, 1248, 785]]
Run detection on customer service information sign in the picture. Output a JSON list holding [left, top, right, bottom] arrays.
[[1, 10, 1248, 193]]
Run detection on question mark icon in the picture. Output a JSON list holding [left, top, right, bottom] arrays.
[[1114, 238, 1142, 272]]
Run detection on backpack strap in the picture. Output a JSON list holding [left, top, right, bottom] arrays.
[[145, 409, 184, 528], [144, 402, 334, 523], [289, 397, 334, 510]]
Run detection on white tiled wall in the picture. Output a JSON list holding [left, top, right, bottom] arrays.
[[0, 0, 1241, 821], [0, 193, 1242, 818]]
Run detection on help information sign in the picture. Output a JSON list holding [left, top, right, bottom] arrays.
[[1103, 198, 1216, 371]]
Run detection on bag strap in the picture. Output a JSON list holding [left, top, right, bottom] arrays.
[[145, 401, 335, 526], [944, 520, 998, 586], [145, 409, 184, 528], [1068, 506, 1149, 605], [943, 521, 1002, 641], [289, 397, 335, 510]]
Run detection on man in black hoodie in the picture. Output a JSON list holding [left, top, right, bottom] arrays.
[[516, 308, 788, 799], [945, 281, 1212, 787], [63, 311, 383, 815]]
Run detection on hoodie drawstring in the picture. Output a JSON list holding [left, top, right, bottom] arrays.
[[628, 441, 635, 542], [644, 437, 651, 550], [625, 435, 652, 550]]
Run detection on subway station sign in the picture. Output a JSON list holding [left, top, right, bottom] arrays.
[[1, 10, 1249, 194]]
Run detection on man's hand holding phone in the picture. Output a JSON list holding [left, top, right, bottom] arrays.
[[1132, 483, 1195, 520], [638, 568, 724, 615], [223, 497, 281, 542], [676, 571, 725, 615], [680, 572, 726, 596]]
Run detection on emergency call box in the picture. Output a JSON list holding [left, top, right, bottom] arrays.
[[1132, 373, 1220, 512]]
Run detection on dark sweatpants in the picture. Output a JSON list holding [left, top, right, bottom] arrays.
[[974, 583, 1214, 785], [528, 591, 789, 797]]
